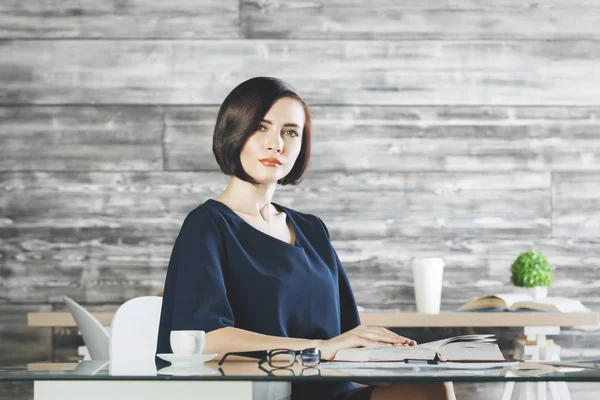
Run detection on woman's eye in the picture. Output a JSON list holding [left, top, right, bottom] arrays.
[[257, 125, 267, 132], [285, 130, 299, 137]]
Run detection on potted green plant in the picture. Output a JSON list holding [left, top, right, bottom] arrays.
[[510, 250, 554, 299]]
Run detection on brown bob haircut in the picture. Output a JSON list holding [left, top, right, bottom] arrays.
[[212, 77, 312, 186]]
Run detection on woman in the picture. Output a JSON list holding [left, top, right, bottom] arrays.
[[156, 77, 456, 400]]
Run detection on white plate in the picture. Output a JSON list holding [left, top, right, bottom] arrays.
[[156, 353, 218, 365], [158, 364, 219, 376]]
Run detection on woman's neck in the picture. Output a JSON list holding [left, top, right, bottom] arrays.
[[215, 176, 279, 222]]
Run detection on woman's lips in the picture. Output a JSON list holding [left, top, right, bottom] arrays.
[[259, 158, 283, 167]]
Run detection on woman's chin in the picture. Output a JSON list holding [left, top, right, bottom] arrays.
[[249, 175, 283, 185], [247, 170, 287, 184]]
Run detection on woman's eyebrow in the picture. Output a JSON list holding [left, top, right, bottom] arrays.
[[261, 119, 301, 128]]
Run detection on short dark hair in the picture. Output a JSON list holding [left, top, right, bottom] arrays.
[[212, 77, 312, 186]]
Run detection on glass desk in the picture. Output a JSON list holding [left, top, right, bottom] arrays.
[[2, 360, 600, 400]]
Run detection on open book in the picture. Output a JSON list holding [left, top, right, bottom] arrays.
[[332, 334, 506, 363], [457, 294, 589, 313]]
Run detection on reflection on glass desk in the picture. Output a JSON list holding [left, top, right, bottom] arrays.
[[3, 360, 600, 400], [2, 360, 600, 382]]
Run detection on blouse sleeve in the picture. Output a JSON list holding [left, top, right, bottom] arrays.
[[316, 216, 361, 333], [157, 208, 234, 353]]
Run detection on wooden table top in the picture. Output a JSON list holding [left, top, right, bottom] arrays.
[[27, 310, 599, 328]]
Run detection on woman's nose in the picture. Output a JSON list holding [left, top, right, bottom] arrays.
[[267, 144, 283, 154], [266, 131, 284, 153]]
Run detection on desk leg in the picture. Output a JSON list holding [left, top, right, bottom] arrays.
[[536, 382, 547, 400], [512, 382, 523, 400], [548, 382, 571, 400], [501, 381, 516, 400], [34, 381, 254, 400], [503, 326, 570, 400], [525, 382, 536, 400], [548, 382, 560, 400]]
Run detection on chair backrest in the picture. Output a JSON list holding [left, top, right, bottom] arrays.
[[63, 296, 110, 361], [108, 295, 290, 398], [109, 296, 163, 375]]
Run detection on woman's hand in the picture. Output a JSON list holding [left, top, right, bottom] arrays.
[[315, 325, 417, 360]]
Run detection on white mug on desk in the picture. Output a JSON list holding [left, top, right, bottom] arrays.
[[170, 330, 206, 355], [411, 257, 445, 314]]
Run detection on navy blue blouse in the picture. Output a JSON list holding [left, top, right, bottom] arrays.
[[156, 199, 361, 399]]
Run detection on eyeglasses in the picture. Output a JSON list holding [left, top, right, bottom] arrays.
[[218, 347, 321, 368], [258, 365, 322, 376], [218, 366, 321, 377]]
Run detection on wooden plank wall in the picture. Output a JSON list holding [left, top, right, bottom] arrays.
[[1, 1, 600, 398]]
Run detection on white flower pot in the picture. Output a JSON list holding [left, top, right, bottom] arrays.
[[516, 286, 548, 299]]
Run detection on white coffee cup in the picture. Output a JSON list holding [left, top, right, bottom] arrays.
[[411, 257, 445, 314], [170, 330, 206, 355]]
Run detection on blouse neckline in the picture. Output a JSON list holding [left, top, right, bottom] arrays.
[[206, 199, 303, 249]]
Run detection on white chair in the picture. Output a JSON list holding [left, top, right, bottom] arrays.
[[108, 295, 290, 399], [63, 296, 110, 361], [109, 296, 163, 376]]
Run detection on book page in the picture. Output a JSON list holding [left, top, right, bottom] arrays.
[[511, 297, 589, 312], [319, 362, 514, 371], [369, 346, 436, 361], [491, 294, 534, 308], [438, 342, 505, 362], [333, 335, 499, 362], [458, 294, 533, 310], [333, 344, 437, 362], [419, 334, 496, 351]]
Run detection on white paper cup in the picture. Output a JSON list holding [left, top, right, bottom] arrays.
[[170, 330, 206, 355], [411, 257, 445, 314]]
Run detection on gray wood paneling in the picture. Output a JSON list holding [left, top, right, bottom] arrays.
[[334, 237, 600, 309], [0, 228, 174, 303], [555, 329, 600, 359], [0, 170, 550, 302], [0, 171, 228, 229], [7, 233, 598, 305], [2, 40, 599, 105], [4, 0, 600, 41], [2, 5, 600, 400], [0, 107, 163, 171], [0, 171, 549, 236], [0, 0, 240, 39], [284, 171, 551, 237], [0, 305, 52, 364], [242, 0, 600, 40], [165, 106, 600, 172], [0, 382, 31, 400], [553, 172, 600, 238], [163, 107, 218, 171], [4, 105, 598, 173]]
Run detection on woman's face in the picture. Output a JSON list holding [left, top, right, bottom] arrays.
[[240, 97, 305, 184]]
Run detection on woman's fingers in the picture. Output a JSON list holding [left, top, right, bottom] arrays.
[[372, 326, 411, 340], [352, 326, 417, 346], [339, 334, 382, 349], [355, 325, 398, 340], [368, 327, 413, 344], [378, 327, 414, 343], [354, 331, 409, 346]]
